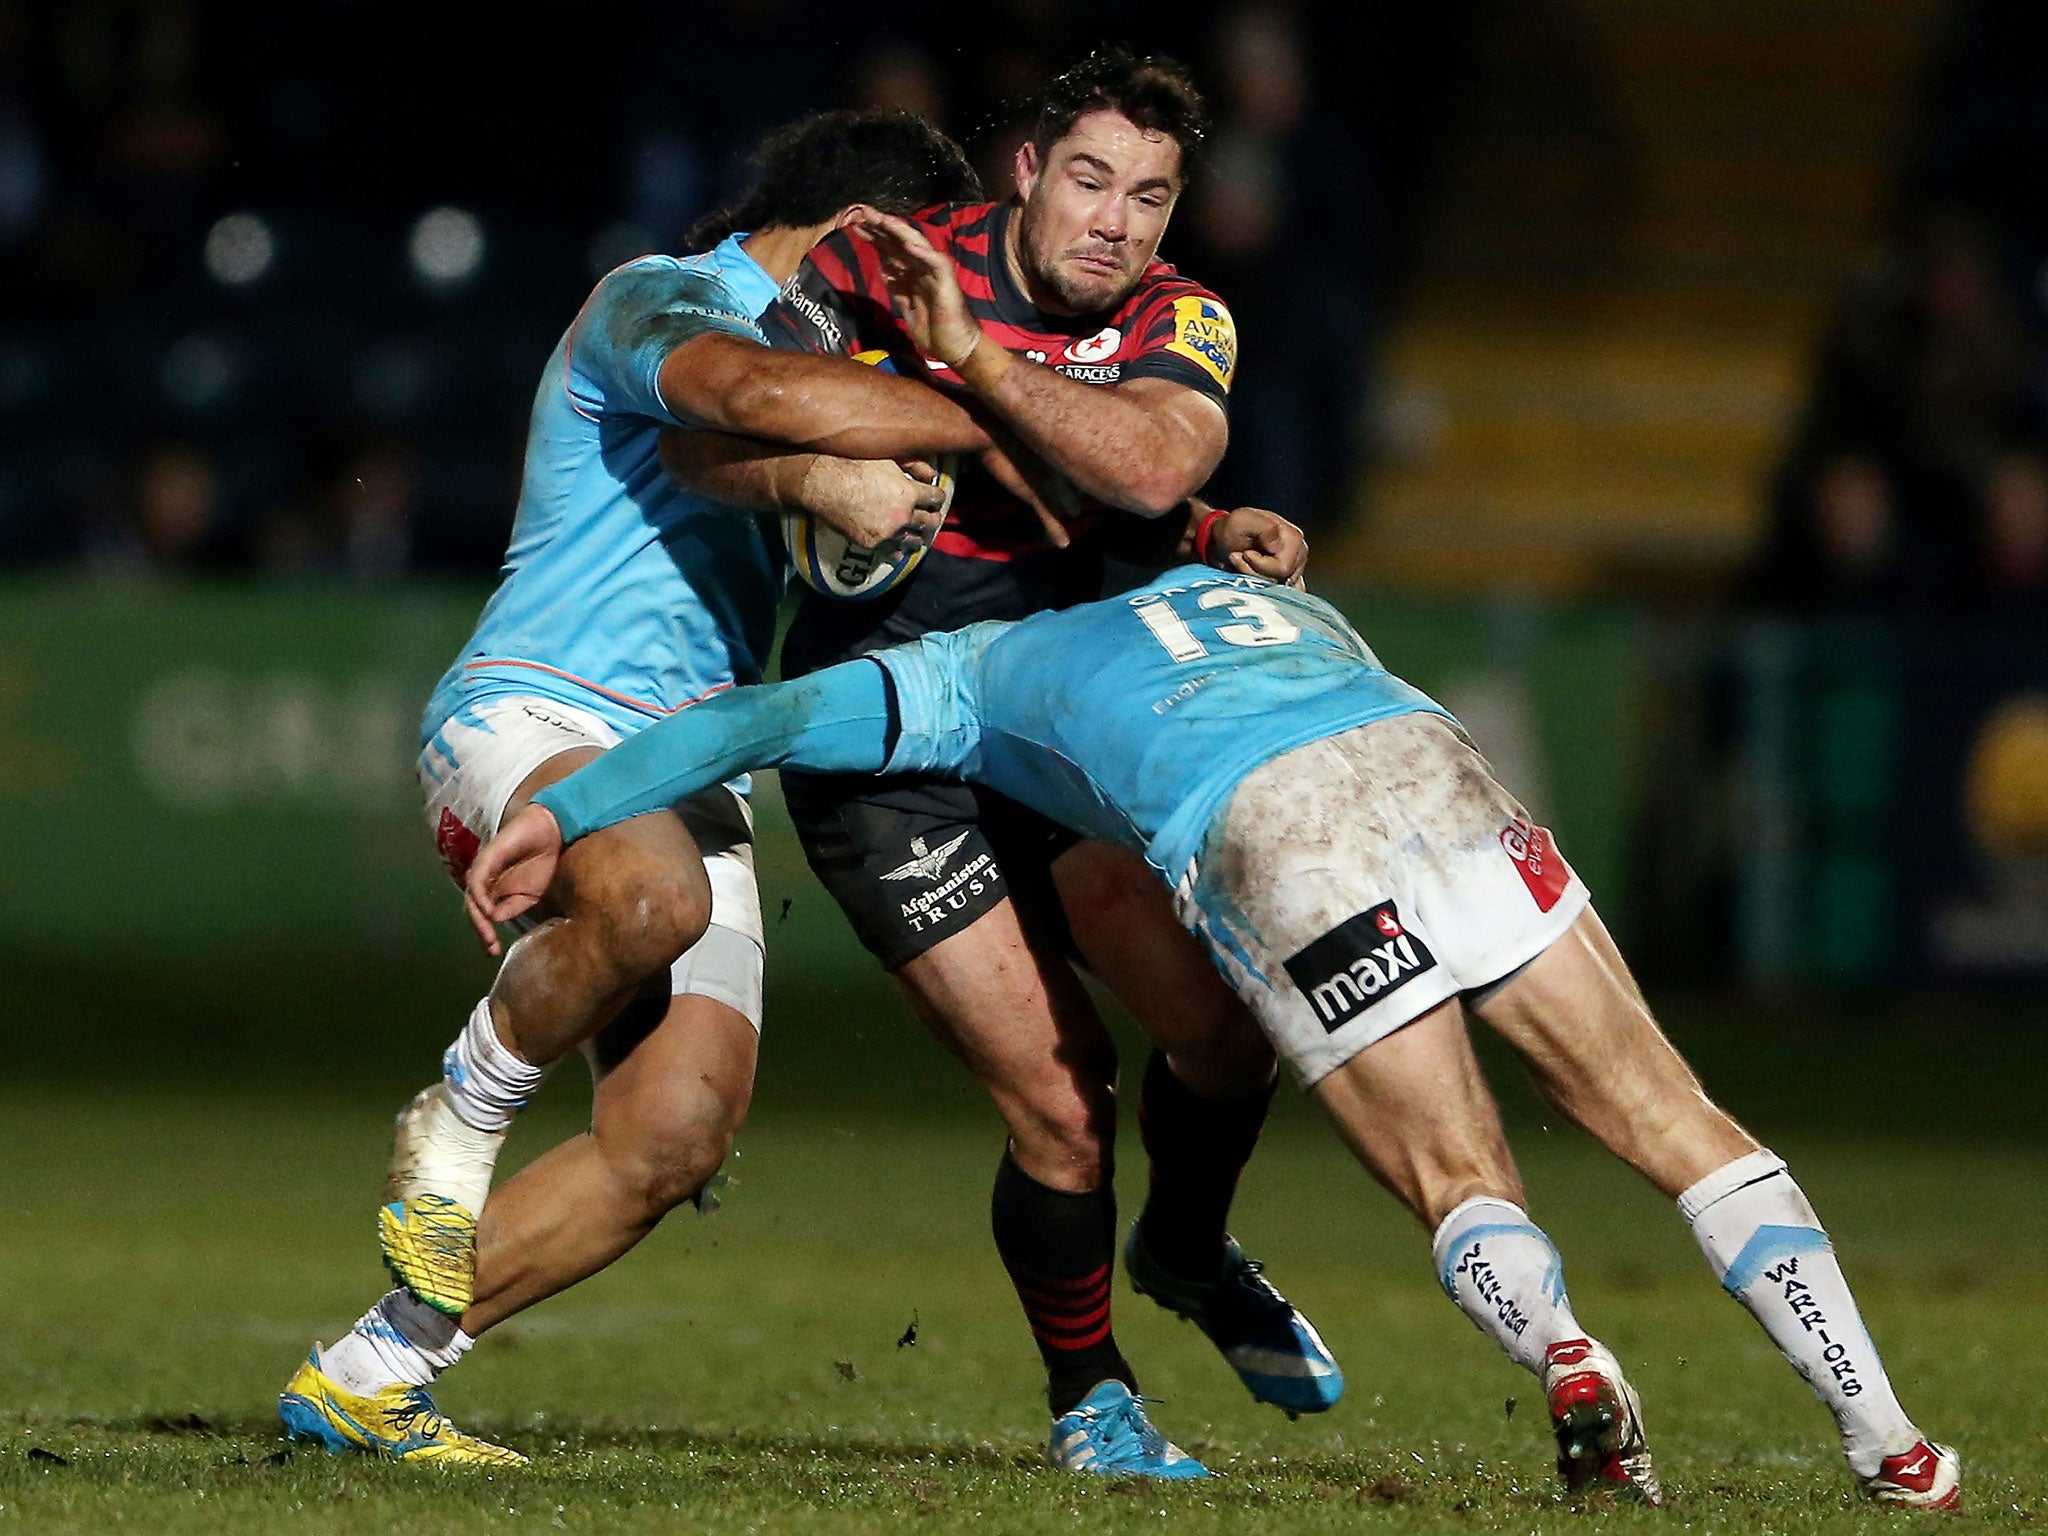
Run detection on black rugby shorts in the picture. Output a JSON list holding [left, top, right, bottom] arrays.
[[779, 768, 1078, 970]]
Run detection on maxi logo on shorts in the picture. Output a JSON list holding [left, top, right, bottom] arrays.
[[1283, 900, 1439, 1033], [881, 831, 998, 935]]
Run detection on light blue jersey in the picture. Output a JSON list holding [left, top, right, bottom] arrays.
[[538, 567, 1451, 885], [878, 570, 1450, 881], [422, 237, 786, 748]]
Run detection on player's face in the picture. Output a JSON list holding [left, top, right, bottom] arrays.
[[1013, 110, 1183, 316]]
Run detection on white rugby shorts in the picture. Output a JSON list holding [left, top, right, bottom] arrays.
[[418, 694, 764, 1029], [1178, 712, 1589, 1086]]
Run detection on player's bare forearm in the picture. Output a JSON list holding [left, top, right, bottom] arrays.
[[660, 429, 948, 548], [660, 334, 991, 458], [658, 430, 813, 512], [954, 348, 1224, 517], [844, 210, 1220, 514]]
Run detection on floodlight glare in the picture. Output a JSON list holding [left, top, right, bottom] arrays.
[[408, 206, 485, 286], [204, 212, 274, 286]]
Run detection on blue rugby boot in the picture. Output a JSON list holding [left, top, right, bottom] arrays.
[[1126, 1226, 1343, 1416], [1047, 1381, 1210, 1479]]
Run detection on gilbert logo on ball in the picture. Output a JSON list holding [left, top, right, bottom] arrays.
[[782, 349, 955, 600]]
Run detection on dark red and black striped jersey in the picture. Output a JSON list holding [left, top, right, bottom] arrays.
[[763, 200, 1237, 678]]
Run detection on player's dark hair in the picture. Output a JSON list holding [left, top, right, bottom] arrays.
[[1029, 48, 1208, 172], [686, 110, 981, 252]]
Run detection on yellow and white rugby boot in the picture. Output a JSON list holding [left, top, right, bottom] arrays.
[[1863, 1439, 1962, 1510], [378, 1084, 505, 1316], [1542, 1337, 1662, 1505], [278, 1347, 524, 1466]]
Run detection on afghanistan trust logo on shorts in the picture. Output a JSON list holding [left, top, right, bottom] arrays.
[[1284, 900, 1438, 1033], [880, 831, 971, 885], [881, 831, 998, 935]]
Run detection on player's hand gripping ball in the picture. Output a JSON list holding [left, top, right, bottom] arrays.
[[783, 350, 957, 600]]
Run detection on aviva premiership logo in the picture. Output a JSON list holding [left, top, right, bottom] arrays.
[[1165, 296, 1237, 390], [1282, 899, 1438, 1032], [881, 830, 972, 884]]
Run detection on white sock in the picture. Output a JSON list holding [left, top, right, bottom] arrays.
[[319, 1290, 475, 1395], [442, 997, 547, 1133], [1432, 1196, 1586, 1375], [1682, 1149, 1919, 1476]]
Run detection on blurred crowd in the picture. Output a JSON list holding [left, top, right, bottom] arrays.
[[0, 0, 1470, 577], [1751, 0, 2048, 624], [24, 1, 2045, 608]]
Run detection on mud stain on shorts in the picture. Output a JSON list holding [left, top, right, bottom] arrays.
[[1205, 715, 1524, 960]]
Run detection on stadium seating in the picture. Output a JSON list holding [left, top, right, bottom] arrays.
[[1349, 0, 1949, 595]]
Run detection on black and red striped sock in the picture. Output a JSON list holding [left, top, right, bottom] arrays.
[[1134, 1048, 1276, 1280], [991, 1147, 1134, 1415]]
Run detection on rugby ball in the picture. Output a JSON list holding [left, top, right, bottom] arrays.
[[782, 350, 955, 601]]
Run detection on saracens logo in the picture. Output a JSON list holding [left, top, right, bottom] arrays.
[[1500, 818, 1572, 912], [1283, 899, 1439, 1033], [1064, 326, 1121, 363], [880, 830, 972, 884]]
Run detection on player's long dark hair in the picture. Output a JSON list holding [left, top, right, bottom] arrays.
[[686, 110, 981, 252]]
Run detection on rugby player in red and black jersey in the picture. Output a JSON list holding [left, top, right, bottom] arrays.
[[765, 153, 1246, 672], [730, 53, 1336, 1471]]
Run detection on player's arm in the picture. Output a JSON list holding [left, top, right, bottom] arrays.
[[465, 663, 899, 946], [659, 426, 1073, 549], [669, 234, 1068, 543], [657, 430, 948, 550], [464, 654, 978, 947], [951, 368, 1220, 518], [570, 260, 991, 460], [852, 211, 1226, 516], [657, 333, 993, 458]]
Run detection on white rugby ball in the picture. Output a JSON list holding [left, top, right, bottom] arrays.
[[784, 346, 955, 600], [782, 457, 954, 601]]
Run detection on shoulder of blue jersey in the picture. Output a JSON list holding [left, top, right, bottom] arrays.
[[596, 254, 762, 335]]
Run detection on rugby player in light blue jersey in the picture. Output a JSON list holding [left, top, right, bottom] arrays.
[[467, 568, 1961, 1510], [280, 112, 994, 1466]]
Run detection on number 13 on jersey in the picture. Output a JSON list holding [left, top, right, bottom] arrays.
[[1133, 586, 1302, 661]]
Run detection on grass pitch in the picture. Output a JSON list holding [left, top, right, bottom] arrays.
[[4, 964, 2046, 1535]]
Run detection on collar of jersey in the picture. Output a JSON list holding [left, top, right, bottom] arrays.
[[712, 232, 783, 321]]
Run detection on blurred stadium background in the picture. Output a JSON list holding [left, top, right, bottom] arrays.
[[3, 2, 2045, 1529]]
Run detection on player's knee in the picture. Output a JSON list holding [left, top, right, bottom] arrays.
[[612, 1112, 741, 1219], [1164, 1008, 1275, 1096], [1008, 1093, 1114, 1189], [588, 859, 713, 979]]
